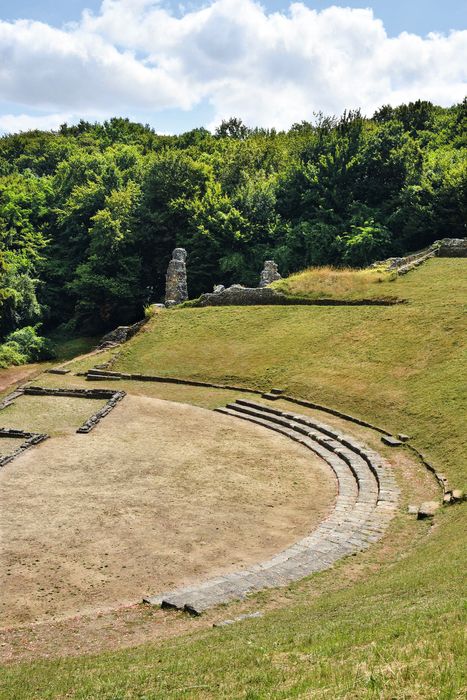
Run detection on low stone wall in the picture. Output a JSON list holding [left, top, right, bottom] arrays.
[[0, 428, 48, 468], [373, 237, 467, 275], [23, 386, 126, 433], [77, 390, 126, 433], [193, 285, 402, 307], [24, 386, 119, 400], [436, 238, 467, 257], [405, 443, 452, 499], [84, 369, 261, 394], [0, 388, 24, 411]]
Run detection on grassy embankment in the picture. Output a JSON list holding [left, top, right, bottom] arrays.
[[1, 258, 465, 698], [272, 265, 398, 301]]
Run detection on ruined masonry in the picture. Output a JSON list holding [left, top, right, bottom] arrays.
[[165, 248, 188, 305], [259, 260, 282, 287]]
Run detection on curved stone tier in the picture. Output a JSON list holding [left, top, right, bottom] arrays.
[[144, 400, 399, 614]]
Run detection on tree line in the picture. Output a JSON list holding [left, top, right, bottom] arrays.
[[0, 100, 465, 364]]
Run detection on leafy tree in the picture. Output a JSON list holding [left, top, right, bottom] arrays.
[[0, 172, 50, 337], [69, 181, 143, 330], [215, 118, 251, 140]]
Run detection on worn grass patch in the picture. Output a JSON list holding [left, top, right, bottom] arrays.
[[0, 394, 105, 436], [272, 265, 398, 301]]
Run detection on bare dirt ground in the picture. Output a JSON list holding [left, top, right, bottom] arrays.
[[0, 436, 436, 665], [0, 395, 335, 628], [0, 363, 47, 395]]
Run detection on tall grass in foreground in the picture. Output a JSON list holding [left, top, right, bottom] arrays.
[[273, 266, 397, 300]]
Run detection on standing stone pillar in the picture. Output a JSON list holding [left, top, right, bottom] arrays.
[[259, 260, 281, 287], [165, 248, 188, 305]]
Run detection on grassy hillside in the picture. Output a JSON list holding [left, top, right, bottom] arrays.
[[113, 258, 466, 486], [1, 258, 465, 699]]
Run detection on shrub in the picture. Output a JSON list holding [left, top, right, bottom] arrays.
[[0, 342, 27, 368], [0, 326, 55, 367], [337, 221, 392, 267]]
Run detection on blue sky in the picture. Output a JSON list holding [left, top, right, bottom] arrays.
[[3, 0, 466, 36], [0, 1, 466, 134]]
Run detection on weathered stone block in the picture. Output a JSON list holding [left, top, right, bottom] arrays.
[[417, 501, 440, 519], [165, 248, 188, 305], [435, 238, 467, 257], [381, 435, 403, 447], [213, 611, 263, 627]]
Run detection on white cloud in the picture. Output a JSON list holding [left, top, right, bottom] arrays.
[[0, 0, 466, 132], [0, 112, 74, 134]]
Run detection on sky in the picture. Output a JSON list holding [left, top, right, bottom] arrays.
[[0, 0, 466, 134]]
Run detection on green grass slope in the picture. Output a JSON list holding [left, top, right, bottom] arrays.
[[1, 258, 465, 699]]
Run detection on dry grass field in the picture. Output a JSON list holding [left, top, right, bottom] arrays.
[[272, 265, 397, 301]]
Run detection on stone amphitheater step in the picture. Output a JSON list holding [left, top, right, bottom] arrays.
[[143, 400, 399, 615]]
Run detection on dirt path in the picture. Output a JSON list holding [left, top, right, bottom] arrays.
[[0, 344, 105, 396], [0, 363, 47, 394], [0, 395, 335, 628]]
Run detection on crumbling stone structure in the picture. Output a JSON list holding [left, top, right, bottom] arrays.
[[259, 260, 281, 287], [436, 238, 467, 257], [165, 248, 188, 305], [372, 237, 467, 274]]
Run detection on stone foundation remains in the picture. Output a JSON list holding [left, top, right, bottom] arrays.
[[436, 238, 467, 257], [194, 285, 402, 307], [0, 428, 48, 468], [98, 318, 147, 350], [20, 386, 126, 434]]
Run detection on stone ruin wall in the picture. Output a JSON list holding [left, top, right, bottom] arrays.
[[373, 237, 467, 274]]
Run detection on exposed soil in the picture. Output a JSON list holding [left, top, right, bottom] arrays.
[[0, 396, 335, 628], [0, 363, 46, 395]]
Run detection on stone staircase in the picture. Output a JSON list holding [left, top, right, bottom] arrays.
[[143, 400, 399, 615]]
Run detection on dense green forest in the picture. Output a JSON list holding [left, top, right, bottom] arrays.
[[0, 99, 465, 365]]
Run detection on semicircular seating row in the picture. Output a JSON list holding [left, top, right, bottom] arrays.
[[144, 399, 399, 615]]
